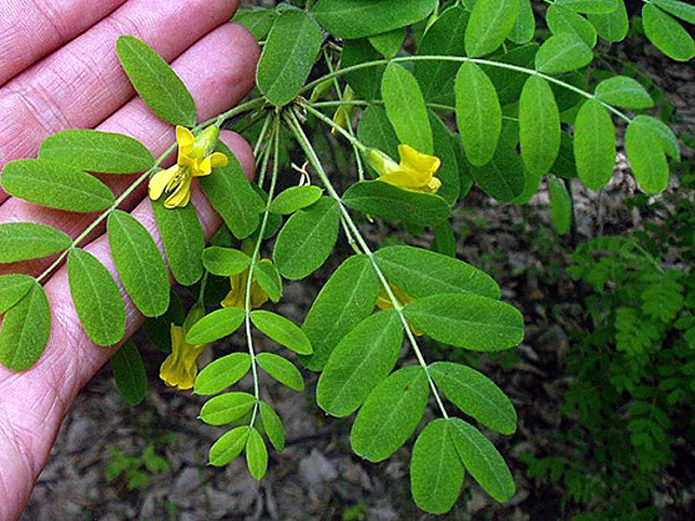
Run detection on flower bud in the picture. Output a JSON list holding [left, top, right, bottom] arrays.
[[190, 125, 221, 159]]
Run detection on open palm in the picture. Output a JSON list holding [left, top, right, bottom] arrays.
[[0, 1, 259, 519]]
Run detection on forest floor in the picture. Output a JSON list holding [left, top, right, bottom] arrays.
[[20, 7, 695, 521]]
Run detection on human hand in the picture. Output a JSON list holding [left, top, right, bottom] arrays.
[[0, 1, 260, 519]]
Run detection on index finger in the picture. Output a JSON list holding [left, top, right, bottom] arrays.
[[0, 0, 127, 86]]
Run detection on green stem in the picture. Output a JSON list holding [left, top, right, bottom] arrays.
[[285, 110, 449, 419], [36, 142, 177, 283], [322, 49, 366, 181], [35, 99, 265, 284], [245, 115, 281, 428], [300, 101, 366, 151], [310, 99, 520, 122], [301, 55, 632, 123]]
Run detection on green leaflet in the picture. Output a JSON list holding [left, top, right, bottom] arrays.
[[234, 8, 278, 40], [342, 39, 384, 100], [117, 36, 196, 126], [107, 210, 169, 318], [152, 197, 205, 286], [652, 0, 695, 25], [555, 0, 618, 14], [509, 0, 535, 45], [464, 0, 520, 57], [301, 255, 380, 371], [382, 63, 433, 154], [404, 294, 525, 352], [257, 10, 324, 106], [68, 248, 126, 347], [0, 222, 71, 263], [0, 281, 51, 371], [246, 428, 268, 481], [483, 43, 539, 105], [2, 159, 114, 213], [256, 353, 305, 391], [632, 115, 680, 161], [519, 76, 561, 177], [429, 111, 461, 206], [202, 247, 251, 277], [39, 129, 154, 174], [186, 307, 246, 345], [312, 0, 437, 39], [369, 27, 407, 58], [429, 362, 517, 434], [595, 76, 654, 109], [625, 119, 670, 194], [110, 341, 148, 406], [200, 392, 257, 426], [448, 418, 516, 502], [317, 310, 404, 417], [588, 1, 629, 42], [535, 33, 594, 74], [455, 63, 502, 167], [642, 4, 695, 62], [411, 419, 466, 514], [268, 186, 323, 215], [351, 366, 430, 462], [273, 197, 340, 280], [209, 426, 250, 467], [357, 105, 399, 160], [0, 274, 34, 314], [414, 5, 470, 103], [200, 142, 264, 240], [255, 259, 283, 303], [342, 181, 451, 226], [552, 131, 579, 179], [195, 353, 252, 396], [374, 245, 500, 299], [549, 177, 573, 235], [260, 401, 286, 452], [546, 5, 598, 48], [574, 99, 616, 191], [251, 310, 312, 355], [469, 140, 526, 202]]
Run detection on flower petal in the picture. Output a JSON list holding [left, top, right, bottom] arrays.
[[194, 156, 213, 177], [148, 166, 178, 201], [399, 144, 441, 176], [176, 125, 195, 152], [209, 152, 229, 168], [164, 175, 193, 208]]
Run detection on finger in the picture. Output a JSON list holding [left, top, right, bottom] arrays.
[[0, 130, 253, 521], [0, 0, 239, 203], [0, 0, 127, 86], [0, 23, 260, 276]]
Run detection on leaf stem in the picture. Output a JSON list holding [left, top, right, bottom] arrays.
[[301, 54, 632, 123], [285, 110, 449, 419], [244, 114, 281, 428]]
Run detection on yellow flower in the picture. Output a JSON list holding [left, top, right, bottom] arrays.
[[376, 283, 423, 336], [160, 324, 208, 390], [368, 144, 442, 194], [221, 266, 269, 310], [149, 125, 229, 209]]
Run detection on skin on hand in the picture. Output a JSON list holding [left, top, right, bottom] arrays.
[[0, 1, 261, 519]]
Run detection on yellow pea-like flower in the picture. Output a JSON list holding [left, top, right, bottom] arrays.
[[221, 266, 269, 310], [368, 144, 442, 194], [159, 324, 208, 391], [149, 125, 229, 209]]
